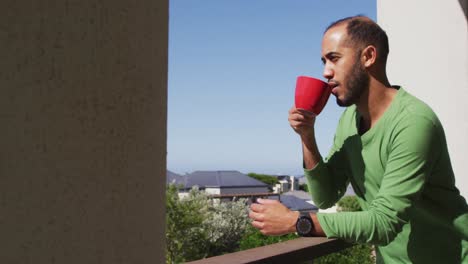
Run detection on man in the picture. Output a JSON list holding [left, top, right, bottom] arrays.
[[249, 16, 468, 263]]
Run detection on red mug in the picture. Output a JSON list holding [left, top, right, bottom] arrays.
[[295, 76, 331, 115]]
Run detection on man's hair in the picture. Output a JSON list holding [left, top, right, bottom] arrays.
[[325, 16, 389, 65]]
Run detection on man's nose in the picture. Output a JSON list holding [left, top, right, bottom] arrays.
[[322, 64, 333, 80]]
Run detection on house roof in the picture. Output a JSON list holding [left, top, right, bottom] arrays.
[[280, 195, 317, 212], [280, 190, 317, 211], [282, 190, 312, 200], [185, 170, 268, 189], [166, 170, 185, 186], [275, 175, 294, 179]]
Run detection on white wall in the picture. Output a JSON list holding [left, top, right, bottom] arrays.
[[291, 176, 299, 191], [205, 187, 222, 195], [378, 0, 468, 197]]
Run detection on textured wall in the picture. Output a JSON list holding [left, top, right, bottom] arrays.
[[0, 1, 167, 263], [378, 0, 468, 197]]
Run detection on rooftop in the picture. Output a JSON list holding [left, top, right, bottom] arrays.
[[166, 170, 268, 190]]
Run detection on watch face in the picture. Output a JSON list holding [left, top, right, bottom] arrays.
[[297, 217, 312, 235]]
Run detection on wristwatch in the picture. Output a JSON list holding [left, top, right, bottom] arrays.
[[296, 211, 315, 237]]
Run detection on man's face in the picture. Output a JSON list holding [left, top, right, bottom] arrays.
[[321, 25, 369, 107]]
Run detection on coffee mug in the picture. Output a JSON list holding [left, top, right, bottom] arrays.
[[295, 76, 331, 115]]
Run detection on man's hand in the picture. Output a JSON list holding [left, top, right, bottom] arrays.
[[288, 107, 317, 138], [249, 198, 299, 236], [289, 107, 322, 169]]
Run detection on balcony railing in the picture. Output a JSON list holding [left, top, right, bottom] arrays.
[[186, 237, 353, 264]]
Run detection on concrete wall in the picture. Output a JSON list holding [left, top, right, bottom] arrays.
[[0, 1, 167, 263], [205, 187, 222, 195], [378, 0, 468, 197]]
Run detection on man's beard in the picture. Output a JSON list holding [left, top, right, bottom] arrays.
[[336, 59, 369, 107]]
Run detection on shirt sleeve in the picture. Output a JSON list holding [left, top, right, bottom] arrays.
[[316, 117, 437, 246], [304, 131, 350, 209]]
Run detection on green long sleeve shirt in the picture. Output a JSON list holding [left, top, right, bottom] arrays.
[[305, 88, 468, 263]]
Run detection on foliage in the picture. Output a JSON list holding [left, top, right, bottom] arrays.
[[238, 224, 299, 250], [204, 198, 250, 257], [166, 184, 375, 264], [165, 185, 210, 264], [314, 195, 375, 264], [247, 173, 279, 191], [337, 195, 362, 212], [299, 183, 309, 192], [314, 244, 375, 264], [165, 184, 251, 263]]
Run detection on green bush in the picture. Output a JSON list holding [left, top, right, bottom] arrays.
[[299, 183, 309, 192], [204, 198, 250, 257], [165, 185, 210, 264], [165, 185, 250, 263], [337, 195, 362, 212], [314, 195, 375, 264], [238, 225, 299, 251], [165, 185, 375, 264], [314, 244, 374, 264]]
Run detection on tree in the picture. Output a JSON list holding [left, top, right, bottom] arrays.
[[204, 198, 250, 256], [247, 173, 279, 191], [166, 185, 210, 264], [166, 185, 251, 263]]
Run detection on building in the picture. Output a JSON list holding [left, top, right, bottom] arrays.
[[186, 170, 269, 195], [273, 175, 299, 193], [167, 170, 319, 211], [378, 0, 468, 197], [166, 170, 271, 200], [280, 190, 318, 212]]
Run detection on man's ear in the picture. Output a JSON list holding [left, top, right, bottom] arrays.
[[361, 45, 377, 68]]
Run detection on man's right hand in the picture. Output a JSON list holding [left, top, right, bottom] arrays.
[[288, 107, 317, 138], [289, 107, 322, 169]]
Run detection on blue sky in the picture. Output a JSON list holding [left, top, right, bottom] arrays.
[[167, 0, 376, 175]]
